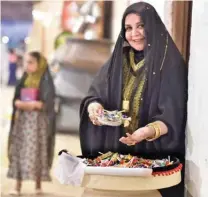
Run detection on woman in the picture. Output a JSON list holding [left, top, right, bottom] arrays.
[[79, 2, 187, 197], [7, 51, 56, 195], [8, 49, 17, 86]]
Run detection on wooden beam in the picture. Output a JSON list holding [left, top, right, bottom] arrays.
[[171, 1, 192, 62]]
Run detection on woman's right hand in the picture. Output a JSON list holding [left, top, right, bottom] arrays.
[[87, 102, 104, 126], [15, 100, 22, 109]]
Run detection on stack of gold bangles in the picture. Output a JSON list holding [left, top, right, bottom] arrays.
[[146, 122, 161, 141]]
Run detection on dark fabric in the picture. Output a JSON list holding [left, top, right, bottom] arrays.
[[133, 49, 144, 63], [8, 68, 56, 168], [79, 2, 188, 196], [8, 62, 17, 86]]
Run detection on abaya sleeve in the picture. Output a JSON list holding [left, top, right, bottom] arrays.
[[39, 68, 56, 168], [150, 40, 188, 155]]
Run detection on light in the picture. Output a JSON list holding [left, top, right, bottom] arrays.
[[24, 37, 31, 44], [55, 11, 61, 17], [84, 30, 95, 40], [32, 10, 45, 20], [2, 36, 9, 44], [86, 15, 96, 23], [32, 9, 52, 27], [43, 15, 52, 27]]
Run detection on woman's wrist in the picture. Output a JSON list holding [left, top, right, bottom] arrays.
[[145, 122, 162, 141], [146, 126, 156, 139], [156, 121, 168, 135], [145, 121, 168, 141]]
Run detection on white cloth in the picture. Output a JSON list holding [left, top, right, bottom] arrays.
[[54, 152, 86, 186]]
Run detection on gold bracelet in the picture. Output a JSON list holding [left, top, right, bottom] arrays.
[[146, 122, 161, 141]]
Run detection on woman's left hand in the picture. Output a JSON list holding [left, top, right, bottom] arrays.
[[119, 126, 155, 145], [34, 101, 43, 110]]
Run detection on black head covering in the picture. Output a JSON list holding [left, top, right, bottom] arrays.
[[79, 2, 188, 161]]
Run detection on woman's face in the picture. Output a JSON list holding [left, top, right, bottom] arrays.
[[24, 54, 38, 73], [125, 13, 146, 51]]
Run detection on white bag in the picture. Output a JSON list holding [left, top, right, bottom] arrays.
[[54, 152, 86, 186]]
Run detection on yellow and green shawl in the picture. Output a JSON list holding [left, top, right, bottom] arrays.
[[24, 56, 47, 88], [123, 49, 146, 133]]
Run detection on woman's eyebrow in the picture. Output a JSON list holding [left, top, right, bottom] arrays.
[[125, 22, 143, 27], [136, 22, 143, 25]]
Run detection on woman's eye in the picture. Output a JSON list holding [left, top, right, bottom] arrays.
[[125, 27, 132, 32], [137, 24, 144, 29]]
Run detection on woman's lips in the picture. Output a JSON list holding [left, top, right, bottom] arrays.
[[133, 39, 144, 43], [132, 37, 144, 42]]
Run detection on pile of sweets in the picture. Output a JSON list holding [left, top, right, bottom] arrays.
[[97, 110, 131, 127], [99, 110, 124, 122], [83, 152, 173, 168]]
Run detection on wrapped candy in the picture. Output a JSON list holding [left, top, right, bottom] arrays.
[[97, 110, 131, 127], [84, 152, 174, 169]]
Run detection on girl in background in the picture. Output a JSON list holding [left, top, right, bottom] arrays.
[[8, 51, 56, 195]]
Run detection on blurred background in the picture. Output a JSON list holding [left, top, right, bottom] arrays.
[[1, 0, 208, 197]]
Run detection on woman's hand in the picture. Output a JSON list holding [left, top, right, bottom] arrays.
[[15, 100, 36, 111], [34, 101, 43, 110], [15, 100, 43, 111], [15, 100, 23, 109], [119, 126, 155, 145], [119, 121, 168, 145], [87, 102, 104, 126]]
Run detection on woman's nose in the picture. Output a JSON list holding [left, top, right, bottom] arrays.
[[132, 28, 139, 37]]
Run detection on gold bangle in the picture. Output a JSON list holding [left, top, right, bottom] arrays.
[[146, 122, 161, 141]]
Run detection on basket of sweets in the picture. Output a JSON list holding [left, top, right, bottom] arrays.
[[79, 152, 182, 192], [81, 152, 180, 173], [55, 150, 182, 192]]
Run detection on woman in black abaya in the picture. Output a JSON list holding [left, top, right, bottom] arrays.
[[79, 2, 188, 196]]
